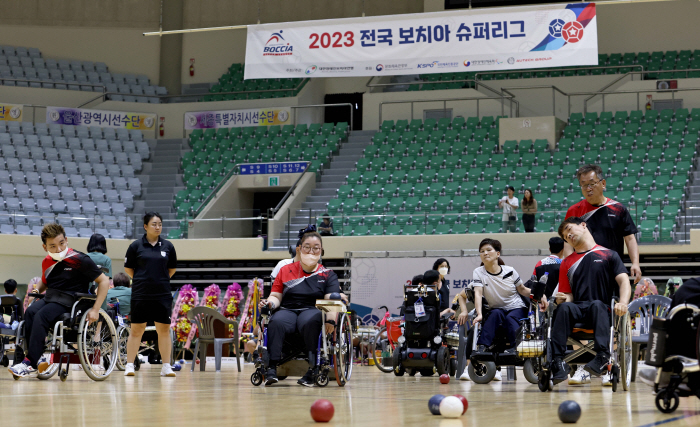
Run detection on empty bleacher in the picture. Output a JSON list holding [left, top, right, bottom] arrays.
[[393, 50, 700, 92], [323, 109, 699, 240], [0, 120, 148, 238], [202, 63, 306, 101], [172, 122, 349, 234], [0, 45, 167, 103]]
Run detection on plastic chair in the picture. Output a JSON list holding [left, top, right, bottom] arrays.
[[187, 306, 241, 372], [627, 295, 671, 381]]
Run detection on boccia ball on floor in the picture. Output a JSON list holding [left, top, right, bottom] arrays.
[[310, 399, 334, 423], [439, 396, 464, 418], [172, 363, 181, 372], [558, 401, 581, 423], [439, 374, 450, 384], [453, 395, 468, 414], [429, 395, 446, 415]]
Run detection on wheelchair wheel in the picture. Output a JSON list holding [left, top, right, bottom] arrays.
[[371, 327, 394, 373], [611, 365, 620, 392], [59, 368, 68, 382], [523, 359, 540, 385], [468, 360, 497, 384], [449, 357, 457, 377], [392, 348, 405, 376], [251, 371, 263, 386], [315, 372, 329, 387], [419, 368, 435, 377], [655, 388, 680, 414], [436, 346, 449, 375], [333, 312, 353, 386], [115, 325, 129, 371], [1, 355, 9, 367], [408, 368, 417, 376], [618, 313, 632, 391], [77, 309, 118, 381], [134, 356, 141, 371], [538, 370, 553, 392]]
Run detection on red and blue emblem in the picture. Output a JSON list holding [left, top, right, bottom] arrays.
[[531, 3, 596, 51]]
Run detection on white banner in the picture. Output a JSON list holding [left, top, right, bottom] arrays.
[[245, 3, 597, 79], [350, 255, 544, 324]]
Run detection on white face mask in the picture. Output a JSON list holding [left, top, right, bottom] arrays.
[[438, 267, 449, 276], [301, 253, 321, 266], [48, 247, 69, 261]]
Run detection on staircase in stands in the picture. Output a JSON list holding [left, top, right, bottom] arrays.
[[269, 130, 375, 250]]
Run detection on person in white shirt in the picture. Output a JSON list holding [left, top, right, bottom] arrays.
[[498, 186, 519, 233], [271, 240, 301, 282]]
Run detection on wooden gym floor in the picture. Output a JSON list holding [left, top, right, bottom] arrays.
[[0, 363, 699, 427]]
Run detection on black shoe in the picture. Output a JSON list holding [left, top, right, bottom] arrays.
[[265, 367, 278, 386], [551, 358, 571, 385], [584, 352, 610, 377], [297, 368, 315, 387]]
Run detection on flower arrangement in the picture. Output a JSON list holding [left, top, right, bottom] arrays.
[[171, 284, 199, 345], [222, 283, 244, 338], [202, 284, 221, 310]]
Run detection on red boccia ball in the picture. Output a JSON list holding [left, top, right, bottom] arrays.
[[310, 399, 335, 423], [439, 374, 450, 384], [453, 394, 468, 414]]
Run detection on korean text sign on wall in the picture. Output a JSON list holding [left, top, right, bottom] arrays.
[[245, 3, 597, 79], [0, 103, 23, 121], [46, 107, 156, 130], [184, 107, 291, 129]]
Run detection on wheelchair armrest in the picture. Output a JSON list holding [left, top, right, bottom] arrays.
[[75, 293, 97, 300], [28, 293, 44, 299]]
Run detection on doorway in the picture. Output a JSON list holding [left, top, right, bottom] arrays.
[[324, 92, 363, 130]]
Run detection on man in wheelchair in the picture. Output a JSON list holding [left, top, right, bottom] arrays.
[[8, 223, 110, 379], [550, 217, 631, 386]]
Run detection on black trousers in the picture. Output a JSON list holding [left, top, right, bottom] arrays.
[[551, 300, 610, 359], [522, 214, 536, 232], [22, 299, 70, 367], [267, 308, 322, 365], [477, 307, 527, 347]]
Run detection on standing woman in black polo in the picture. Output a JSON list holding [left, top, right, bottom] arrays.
[[123, 212, 178, 377]]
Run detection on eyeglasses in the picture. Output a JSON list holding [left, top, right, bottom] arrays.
[[301, 245, 322, 254], [579, 179, 602, 190]]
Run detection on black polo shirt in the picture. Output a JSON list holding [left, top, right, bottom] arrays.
[[41, 249, 102, 294], [124, 235, 177, 301], [566, 198, 638, 261], [559, 245, 627, 303]]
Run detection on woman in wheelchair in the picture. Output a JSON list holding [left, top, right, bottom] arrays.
[[259, 228, 342, 386], [9, 223, 110, 379], [457, 239, 546, 358]]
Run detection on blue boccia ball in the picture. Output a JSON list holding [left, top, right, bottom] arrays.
[[558, 400, 581, 423], [429, 394, 446, 415], [172, 363, 182, 372], [179, 359, 186, 364]]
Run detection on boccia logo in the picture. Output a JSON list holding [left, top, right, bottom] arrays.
[[548, 19, 565, 38], [263, 30, 294, 56], [562, 21, 584, 43], [376, 64, 384, 72]]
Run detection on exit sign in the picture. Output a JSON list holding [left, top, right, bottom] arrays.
[[269, 176, 279, 186]]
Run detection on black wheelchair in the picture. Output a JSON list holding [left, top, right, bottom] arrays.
[[459, 286, 547, 384], [536, 297, 632, 392], [15, 292, 118, 381], [250, 295, 354, 387], [392, 281, 456, 377], [645, 303, 700, 413], [0, 295, 22, 367]]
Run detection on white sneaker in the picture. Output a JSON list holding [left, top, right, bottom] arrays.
[[8, 362, 36, 379], [602, 372, 612, 386], [161, 363, 176, 377], [124, 363, 135, 376], [459, 370, 471, 381], [569, 366, 591, 385], [493, 370, 502, 381]]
